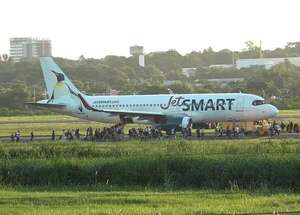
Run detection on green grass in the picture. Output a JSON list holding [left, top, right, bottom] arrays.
[[0, 114, 148, 137], [0, 139, 300, 213], [1, 139, 300, 159], [0, 187, 299, 214], [0, 139, 300, 188], [0, 114, 77, 123], [279, 109, 300, 116], [0, 113, 300, 213]]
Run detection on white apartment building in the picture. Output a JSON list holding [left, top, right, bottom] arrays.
[[10, 38, 52, 62]]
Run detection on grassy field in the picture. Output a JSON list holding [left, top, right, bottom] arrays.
[[0, 115, 142, 137], [1, 139, 300, 159], [1, 139, 300, 187], [0, 139, 300, 213], [0, 113, 300, 214], [0, 187, 299, 214], [0, 109, 299, 137], [0, 115, 78, 123], [278, 109, 300, 116]]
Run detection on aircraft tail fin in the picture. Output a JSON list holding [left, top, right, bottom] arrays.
[[39, 57, 81, 99]]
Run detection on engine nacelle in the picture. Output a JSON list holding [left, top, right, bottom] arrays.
[[159, 116, 192, 132], [181, 116, 193, 129]]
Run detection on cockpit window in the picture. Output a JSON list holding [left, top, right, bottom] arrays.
[[252, 100, 265, 106]]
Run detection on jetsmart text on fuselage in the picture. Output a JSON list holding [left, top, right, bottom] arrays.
[[160, 96, 235, 111]]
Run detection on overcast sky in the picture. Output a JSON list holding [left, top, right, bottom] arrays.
[[1, 0, 300, 59]]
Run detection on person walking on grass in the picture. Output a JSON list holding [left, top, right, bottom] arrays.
[[51, 130, 55, 141], [30, 131, 34, 141], [15, 130, 20, 142], [274, 124, 281, 136]]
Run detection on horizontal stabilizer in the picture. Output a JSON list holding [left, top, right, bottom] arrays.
[[25, 102, 66, 109]]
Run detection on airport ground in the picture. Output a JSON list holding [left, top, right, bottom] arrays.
[[0, 110, 300, 214], [0, 109, 299, 140], [0, 139, 300, 214]]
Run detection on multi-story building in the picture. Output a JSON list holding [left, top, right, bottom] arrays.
[[236, 57, 300, 70], [10, 37, 52, 62], [130, 45, 145, 67]]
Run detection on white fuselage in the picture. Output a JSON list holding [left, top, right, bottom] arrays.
[[64, 93, 278, 125], [37, 57, 279, 129]]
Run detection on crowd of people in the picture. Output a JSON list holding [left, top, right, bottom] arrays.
[[55, 125, 166, 141], [7, 120, 300, 142], [214, 125, 245, 138], [128, 127, 163, 139], [279, 121, 299, 133]]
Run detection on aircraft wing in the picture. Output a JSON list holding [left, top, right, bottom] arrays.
[[98, 108, 167, 124]]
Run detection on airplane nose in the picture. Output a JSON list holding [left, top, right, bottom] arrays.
[[269, 105, 279, 117]]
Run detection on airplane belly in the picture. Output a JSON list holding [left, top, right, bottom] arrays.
[[191, 110, 226, 122], [91, 112, 120, 123], [73, 111, 121, 123]]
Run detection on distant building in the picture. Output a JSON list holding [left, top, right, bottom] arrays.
[[236, 57, 300, 69], [208, 64, 234, 69], [130, 45, 143, 55], [182, 68, 196, 78], [206, 78, 244, 84], [163, 80, 181, 86], [138, 55, 145, 67], [286, 42, 300, 48], [10, 37, 52, 62], [130, 45, 145, 67]]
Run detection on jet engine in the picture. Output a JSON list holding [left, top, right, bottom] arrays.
[[181, 116, 193, 129], [159, 116, 192, 132]]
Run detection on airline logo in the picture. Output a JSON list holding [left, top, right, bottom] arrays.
[[161, 96, 235, 111]]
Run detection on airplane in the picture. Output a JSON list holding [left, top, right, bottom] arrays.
[[29, 57, 279, 133]]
